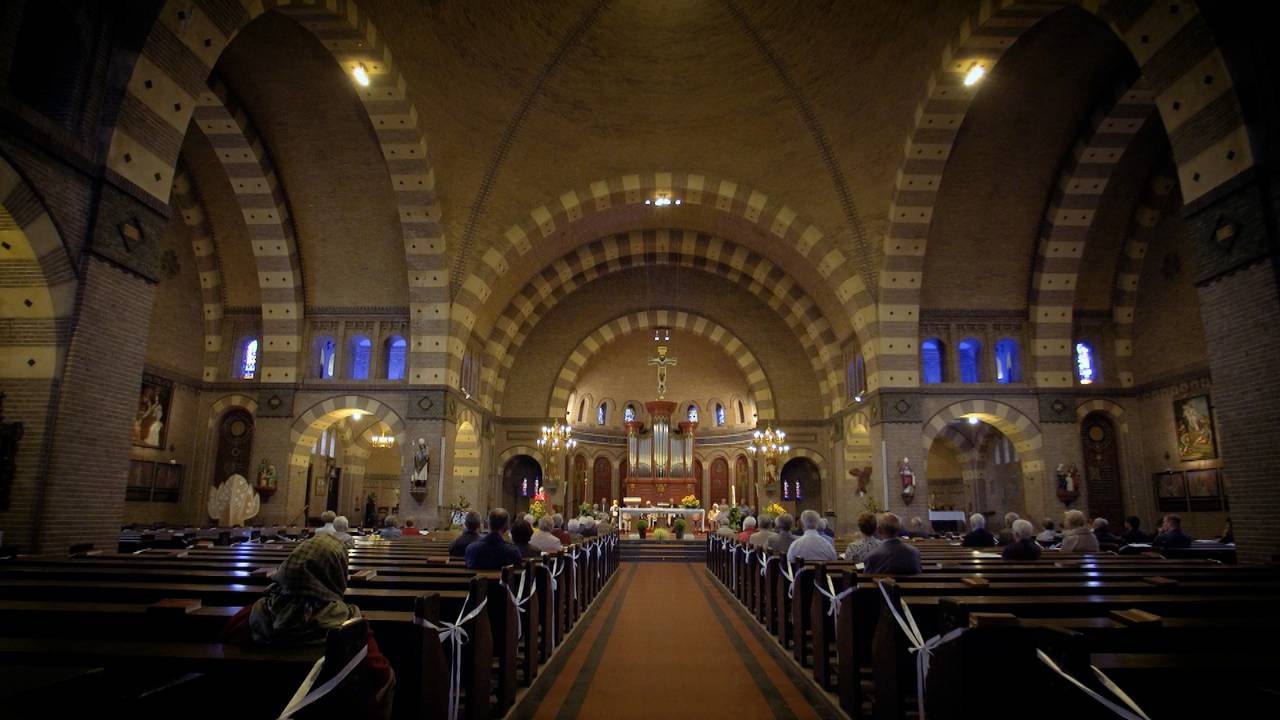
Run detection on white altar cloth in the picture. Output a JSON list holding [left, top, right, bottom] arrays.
[[615, 506, 706, 532]]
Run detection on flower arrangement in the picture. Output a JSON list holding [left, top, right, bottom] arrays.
[[727, 505, 742, 530], [529, 488, 550, 520], [765, 502, 786, 517], [579, 502, 594, 517], [679, 494, 701, 509], [652, 528, 671, 541]]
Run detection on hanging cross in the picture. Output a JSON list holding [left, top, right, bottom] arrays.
[[648, 345, 678, 399]]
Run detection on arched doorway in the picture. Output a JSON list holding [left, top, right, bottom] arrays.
[[780, 457, 821, 514], [735, 456, 750, 507], [570, 454, 588, 514], [502, 455, 542, 517], [214, 409, 254, 485], [453, 419, 480, 510], [710, 458, 729, 507], [592, 457, 612, 507], [1081, 412, 1124, 525]]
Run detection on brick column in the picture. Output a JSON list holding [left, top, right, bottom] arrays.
[[868, 395, 928, 526], [35, 257, 155, 552], [1185, 171, 1280, 564]]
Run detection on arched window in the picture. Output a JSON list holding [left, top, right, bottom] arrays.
[[597, 402, 607, 425], [236, 337, 259, 380], [715, 403, 726, 426], [687, 404, 699, 423], [577, 399, 586, 423], [384, 335, 406, 380], [348, 335, 372, 379], [994, 338, 1020, 384], [1075, 341, 1097, 385], [957, 338, 981, 383], [315, 336, 337, 379], [737, 401, 745, 424], [921, 338, 945, 384], [624, 404, 636, 423]]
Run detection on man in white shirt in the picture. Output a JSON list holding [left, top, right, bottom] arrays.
[[787, 510, 837, 563]]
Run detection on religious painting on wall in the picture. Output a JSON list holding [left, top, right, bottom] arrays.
[[1154, 471, 1187, 512], [1186, 469, 1219, 498], [132, 376, 172, 449], [1173, 394, 1217, 461]]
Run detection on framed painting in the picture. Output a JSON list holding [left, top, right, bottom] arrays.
[[1154, 472, 1187, 512], [132, 376, 172, 449], [1186, 469, 1219, 498], [1173, 394, 1217, 461]]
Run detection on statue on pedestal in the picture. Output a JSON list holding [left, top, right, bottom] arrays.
[[899, 457, 916, 504], [411, 438, 430, 492]]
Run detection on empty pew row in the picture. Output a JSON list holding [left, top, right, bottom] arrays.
[[704, 535, 1280, 719], [0, 531, 621, 718]]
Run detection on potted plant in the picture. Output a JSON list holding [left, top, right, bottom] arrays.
[[673, 518, 687, 539], [636, 519, 649, 539], [653, 528, 671, 541]]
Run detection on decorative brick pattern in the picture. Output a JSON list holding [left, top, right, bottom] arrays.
[[536, 310, 776, 422], [482, 229, 844, 417], [1112, 171, 1177, 387], [169, 167, 225, 382]]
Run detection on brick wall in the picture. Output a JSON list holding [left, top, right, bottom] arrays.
[[36, 256, 154, 553], [0, 378, 56, 549], [1196, 260, 1280, 563]]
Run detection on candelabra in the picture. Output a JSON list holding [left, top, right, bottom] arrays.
[[746, 426, 790, 465], [537, 420, 576, 486]]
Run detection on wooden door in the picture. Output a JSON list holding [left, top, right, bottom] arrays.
[[592, 457, 612, 506], [1081, 413, 1124, 525], [710, 458, 729, 507], [214, 409, 253, 485], [735, 455, 750, 507]]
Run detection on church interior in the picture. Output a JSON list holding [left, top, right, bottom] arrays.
[[1, 1, 1278, 717]]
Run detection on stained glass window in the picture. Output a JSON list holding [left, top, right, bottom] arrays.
[[921, 338, 945, 384], [1075, 341, 1097, 385], [240, 339, 258, 380]]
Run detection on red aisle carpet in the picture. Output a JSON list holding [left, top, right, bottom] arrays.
[[512, 562, 842, 720]]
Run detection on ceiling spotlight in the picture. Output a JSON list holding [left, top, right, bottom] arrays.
[[353, 63, 370, 87], [963, 63, 985, 87], [352, 411, 363, 421], [853, 393, 863, 403], [968, 415, 980, 426]]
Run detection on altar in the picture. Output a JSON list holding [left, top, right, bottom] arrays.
[[615, 506, 706, 532]]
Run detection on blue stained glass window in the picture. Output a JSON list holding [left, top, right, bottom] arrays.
[[386, 336, 406, 380], [687, 405, 699, 423], [1075, 341, 1097, 385], [716, 404, 726, 426], [240, 339, 258, 379], [597, 402, 607, 425], [349, 336, 371, 379], [958, 338, 981, 383], [921, 338, 945, 384], [995, 338, 1020, 384], [624, 405, 636, 423]]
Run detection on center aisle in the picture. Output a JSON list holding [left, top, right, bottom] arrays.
[[512, 562, 843, 720]]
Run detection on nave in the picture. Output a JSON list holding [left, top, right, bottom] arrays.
[[513, 562, 839, 720]]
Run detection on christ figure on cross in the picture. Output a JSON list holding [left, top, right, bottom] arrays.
[[649, 344, 678, 399]]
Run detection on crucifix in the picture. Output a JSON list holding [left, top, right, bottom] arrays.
[[648, 340, 678, 399]]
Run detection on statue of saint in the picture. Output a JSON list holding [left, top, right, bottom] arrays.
[[899, 457, 916, 496], [256, 459, 277, 489], [412, 438, 430, 489]]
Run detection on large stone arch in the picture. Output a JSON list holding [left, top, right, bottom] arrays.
[[190, 78, 305, 382], [288, 395, 406, 474], [1112, 171, 1177, 387], [170, 166, 225, 382], [451, 408, 482, 510], [923, 399, 1044, 477], [1027, 80, 1157, 387], [451, 171, 873, 386], [530, 309, 777, 423], [101, 0, 445, 383], [876, 0, 1255, 390], [0, 155, 77, 380], [482, 229, 846, 416]]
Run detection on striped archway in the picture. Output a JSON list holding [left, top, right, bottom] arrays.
[[1076, 398, 1127, 423], [288, 395, 406, 474], [206, 393, 258, 426], [450, 171, 873, 391], [190, 77, 305, 382], [1112, 171, 1177, 387], [1028, 80, 1157, 387], [170, 167, 226, 382], [533, 309, 776, 422], [876, 0, 1255, 391], [931, 423, 984, 486], [481, 229, 846, 417], [101, 0, 446, 384], [0, 155, 76, 381], [452, 408, 482, 510], [922, 400, 1043, 478]]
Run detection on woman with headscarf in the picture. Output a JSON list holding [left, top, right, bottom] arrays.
[[222, 534, 394, 716]]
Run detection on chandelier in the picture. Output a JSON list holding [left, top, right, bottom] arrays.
[[370, 433, 395, 449], [537, 421, 577, 481], [747, 426, 790, 465]]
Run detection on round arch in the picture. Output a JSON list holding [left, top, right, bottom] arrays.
[[480, 229, 848, 415], [288, 395, 407, 473], [1076, 398, 1127, 424], [874, 0, 1254, 391], [922, 400, 1043, 474], [532, 309, 777, 422], [452, 408, 482, 510], [206, 393, 258, 427], [450, 170, 874, 387], [102, 0, 446, 384]]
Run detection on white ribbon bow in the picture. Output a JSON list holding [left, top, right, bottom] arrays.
[[1037, 649, 1152, 720], [277, 643, 369, 719], [729, 545, 740, 587], [815, 574, 854, 618], [761, 554, 775, 577], [503, 571, 537, 641], [568, 550, 581, 600], [414, 596, 490, 720], [877, 581, 962, 720], [596, 542, 607, 580], [780, 560, 797, 599]]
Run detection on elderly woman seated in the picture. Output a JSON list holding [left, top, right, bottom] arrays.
[[222, 534, 394, 716], [1060, 509, 1100, 552]]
